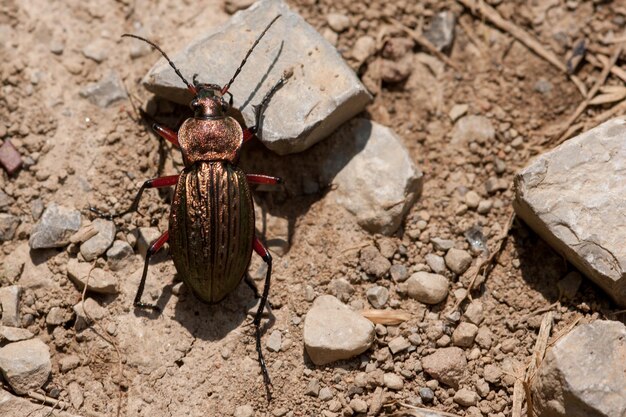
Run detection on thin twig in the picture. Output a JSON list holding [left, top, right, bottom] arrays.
[[456, 0, 587, 97], [26, 391, 70, 411], [586, 53, 626, 84], [385, 17, 462, 72]]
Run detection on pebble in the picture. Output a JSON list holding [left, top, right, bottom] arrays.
[[82, 39, 108, 63], [377, 238, 397, 258], [534, 79, 553, 94], [421, 347, 467, 388], [49, 40, 65, 55], [463, 301, 484, 325], [430, 237, 454, 251], [303, 295, 374, 365], [406, 272, 449, 304], [449, 104, 468, 122], [352, 36, 376, 62], [424, 11, 456, 51], [266, 330, 282, 352], [0, 285, 21, 327], [329, 277, 354, 302], [476, 199, 492, 214], [532, 320, 626, 417], [79, 71, 126, 108], [224, 0, 255, 14], [452, 322, 478, 347], [485, 177, 508, 194], [444, 248, 472, 274], [234, 405, 254, 417], [66, 258, 118, 294], [454, 388, 479, 406], [425, 253, 446, 274], [272, 407, 288, 417], [106, 240, 134, 271], [360, 246, 391, 278], [0, 326, 33, 343], [419, 387, 434, 403], [326, 13, 350, 32], [379, 58, 412, 83], [30, 199, 44, 220], [381, 37, 413, 61], [475, 327, 493, 349], [389, 264, 408, 282], [80, 218, 115, 261], [383, 373, 404, 390], [501, 338, 517, 353], [305, 378, 320, 396], [483, 364, 502, 384], [0, 339, 51, 394], [464, 191, 480, 209], [388, 336, 410, 354], [135, 227, 162, 257], [73, 298, 106, 331], [366, 286, 389, 308], [451, 115, 495, 146], [318, 387, 334, 401], [557, 271, 582, 299], [349, 397, 368, 413], [29, 203, 81, 249], [0, 140, 23, 175], [0, 213, 19, 241], [475, 378, 490, 397], [59, 355, 81, 373], [46, 306, 70, 326]]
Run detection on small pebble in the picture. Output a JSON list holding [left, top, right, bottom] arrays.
[[389, 264, 408, 282], [305, 378, 320, 396], [349, 398, 368, 413], [430, 237, 454, 251], [483, 364, 502, 384], [454, 388, 479, 406], [444, 248, 472, 274], [383, 373, 404, 390], [387, 336, 410, 354], [266, 330, 282, 352], [452, 322, 478, 347], [234, 405, 254, 417], [318, 387, 334, 401], [406, 272, 449, 304], [327, 13, 350, 32], [419, 387, 434, 403], [424, 253, 446, 274], [352, 36, 376, 62], [366, 286, 389, 309]]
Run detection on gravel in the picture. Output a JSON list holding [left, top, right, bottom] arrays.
[[29, 203, 81, 249]]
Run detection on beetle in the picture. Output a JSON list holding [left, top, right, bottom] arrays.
[[91, 16, 287, 400]]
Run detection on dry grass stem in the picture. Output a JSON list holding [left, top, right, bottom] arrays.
[[361, 309, 411, 325]]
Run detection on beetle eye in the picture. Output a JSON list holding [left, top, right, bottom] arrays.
[[190, 99, 200, 111]]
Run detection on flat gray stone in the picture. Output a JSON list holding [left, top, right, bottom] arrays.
[[79, 219, 116, 261], [303, 295, 374, 365], [106, 240, 134, 271], [79, 71, 126, 108], [0, 326, 33, 343], [29, 203, 81, 249], [142, 0, 371, 155], [324, 119, 423, 235], [66, 258, 118, 294], [0, 286, 20, 327], [531, 320, 626, 417], [0, 339, 51, 395], [0, 213, 19, 242], [513, 118, 626, 306]]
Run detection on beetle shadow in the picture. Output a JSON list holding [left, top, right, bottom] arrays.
[[239, 41, 284, 113]]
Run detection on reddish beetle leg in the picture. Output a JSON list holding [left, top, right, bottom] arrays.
[[153, 123, 180, 148], [135, 230, 170, 310], [247, 174, 282, 185]]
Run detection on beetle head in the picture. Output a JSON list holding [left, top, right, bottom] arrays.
[[190, 82, 230, 119]]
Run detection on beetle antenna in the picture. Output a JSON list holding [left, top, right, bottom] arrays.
[[221, 15, 282, 95], [122, 34, 197, 94]]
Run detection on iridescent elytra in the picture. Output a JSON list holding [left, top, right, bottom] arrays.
[[91, 16, 288, 400]]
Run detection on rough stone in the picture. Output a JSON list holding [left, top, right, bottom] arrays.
[[558, 271, 583, 299], [324, 119, 423, 235], [329, 277, 354, 302], [266, 329, 282, 352], [0, 389, 82, 417], [445, 248, 472, 274], [29, 203, 81, 249], [352, 35, 376, 63], [0, 140, 22, 175], [483, 364, 502, 384], [135, 227, 162, 257], [0, 326, 33, 343], [0, 339, 51, 395], [463, 301, 484, 325], [326, 13, 350, 32], [360, 246, 391, 278], [389, 264, 409, 282], [80, 218, 116, 261], [406, 272, 449, 304], [475, 326, 493, 349], [0, 286, 20, 327], [366, 286, 389, 308], [514, 118, 626, 306], [425, 253, 446, 274], [305, 378, 320, 396], [431, 237, 454, 251], [424, 11, 456, 52], [451, 115, 495, 147], [66, 258, 118, 294], [0, 213, 19, 241], [454, 388, 478, 406], [387, 336, 410, 354], [349, 397, 367, 413], [452, 322, 478, 347], [422, 347, 467, 388], [419, 387, 435, 403], [59, 355, 81, 373], [318, 387, 334, 401], [46, 306, 70, 326], [73, 298, 107, 331], [224, 0, 255, 14], [106, 240, 134, 271], [383, 373, 404, 390], [234, 405, 254, 417], [303, 295, 375, 365], [82, 39, 109, 63], [79, 71, 126, 108], [531, 320, 626, 417], [143, 0, 371, 155]]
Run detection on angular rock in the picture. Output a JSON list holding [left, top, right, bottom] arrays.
[[79, 71, 126, 108], [66, 258, 118, 294], [360, 246, 391, 278], [463, 301, 484, 325], [0, 214, 19, 241], [0, 339, 51, 395], [0, 286, 20, 327], [451, 115, 495, 146], [531, 320, 626, 417], [73, 298, 107, 331], [383, 373, 404, 390], [303, 295, 375, 365], [0, 140, 22, 175], [422, 347, 467, 388], [451, 322, 478, 347], [389, 264, 409, 282], [366, 286, 389, 309], [29, 203, 81, 249], [406, 272, 449, 304], [425, 253, 446, 274], [266, 329, 282, 352], [0, 326, 33, 343], [143, 0, 371, 155], [325, 119, 423, 235], [135, 227, 162, 257], [387, 336, 410, 354], [46, 306, 70, 326], [513, 118, 626, 306], [106, 240, 134, 271], [79, 219, 116, 261], [424, 11, 456, 52]]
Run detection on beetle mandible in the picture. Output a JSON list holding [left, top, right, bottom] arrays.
[[91, 16, 287, 400]]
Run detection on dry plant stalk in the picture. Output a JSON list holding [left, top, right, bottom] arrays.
[[361, 309, 411, 325]]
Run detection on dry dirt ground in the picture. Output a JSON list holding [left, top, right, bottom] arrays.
[[1, 0, 625, 416]]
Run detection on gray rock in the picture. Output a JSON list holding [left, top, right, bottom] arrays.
[[454, 388, 478, 406], [531, 320, 626, 417], [318, 386, 334, 401], [419, 387, 435, 403], [66, 258, 118, 294], [0, 389, 82, 417], [445, 248, 472, 274], [303, 295, 375, 365], [80, 71, 126, 108], [0, 190, 13, 209], [383, 373, 404, 390], [534, 79, 553, 94], [266, 329, 282, 352], [388, 336, 410, 354], [59, 355, 81, 373], [463, 301, 484, 325], [425, 253, 446, 274], [305, 378, 320, 396], [366, 286, 389, 308], [422, 347, 467, 388], [106, 240, 134, 271], [513, 118, 626, 306], [451, 322, 478, 347], [0, 326, 33, 343], [451, 115, 495, 146], [325, 119, 423, 235], [431, 237, 454, 251], [73, 298, 107, 331], [485, 176, 508, 194], [0, 286, 20, 327], [143, 0, 371, 155], [360, 246, 391, 278], [483, 364, 502, 384], [134, 227, 162, 257], [475, 326, 493, 349], [80, 219, 115, 261], [329, 277, 354, 302], [389, 264, 408, 282], [0, 339, 51, 395], [407, 272, 449, 304], [29, 203, 81, 249], [0, 213, 19, 241], [424, 11, 456, 52], [46, 306, 70, 326], [82, 39, 108, 63]]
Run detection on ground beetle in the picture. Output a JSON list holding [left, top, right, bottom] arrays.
[[92, 16, 287, 400]]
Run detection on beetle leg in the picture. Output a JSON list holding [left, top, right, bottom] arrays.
[[243, 74, 289, 143], [252, 236, 273, 400], [152, 123, 180, 148], [246, 174, 283, 185], [134, 230, 169, 311], [90, 174, 179, 219]]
